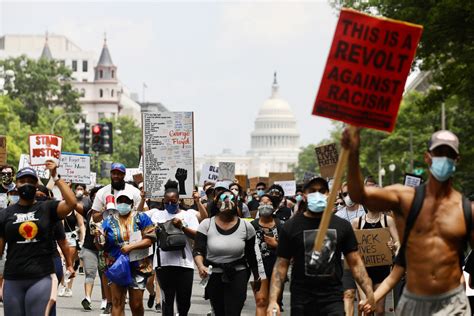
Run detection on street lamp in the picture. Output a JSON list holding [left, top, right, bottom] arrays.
[[389, 162, 396, 184]]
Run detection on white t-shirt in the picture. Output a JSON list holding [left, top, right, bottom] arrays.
[[91, 184, 143, 214], [149, 209, 199, 269]]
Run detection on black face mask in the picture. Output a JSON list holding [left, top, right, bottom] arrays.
[[18, 184, 37, 201], [111, 179, 125, 191], [270, 195, 282, 209]]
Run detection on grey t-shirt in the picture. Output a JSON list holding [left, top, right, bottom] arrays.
[[197, 217, 255, 271]]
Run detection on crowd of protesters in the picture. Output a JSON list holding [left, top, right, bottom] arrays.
[[0, 128, 472, 316]]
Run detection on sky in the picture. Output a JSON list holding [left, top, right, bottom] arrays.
[[1, 1, 341, 156]]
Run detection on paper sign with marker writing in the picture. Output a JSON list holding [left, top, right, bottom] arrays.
[[315, 143, 339, 179], [354, 228, 393, 267], [29, 134, 63, 166], [312, 8, 423, 132], [218, 162, 235, 181], [142, 112, 194, 199], [200, 163, 219, 185], [274, 180, 297, 197], [58, 152, 91, 184]]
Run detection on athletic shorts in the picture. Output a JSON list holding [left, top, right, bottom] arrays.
[[397, 284, 470, 316], [342, 269, 356, 291]]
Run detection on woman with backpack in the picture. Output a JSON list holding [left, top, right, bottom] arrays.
[[148, 180, 199, 316], [194, 189, 261, 316], [98, 190, 156, 316]]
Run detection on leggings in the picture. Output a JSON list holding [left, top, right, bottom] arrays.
[[155, 266, 193, 316], [3, 274, 58, 316], [206, 269, 250, 316]]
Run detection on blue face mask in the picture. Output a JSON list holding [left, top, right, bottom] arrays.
[[165, 202, 179, 214], [295, 195, 303, 202], [307, 192, 327, 213], [257, 189, 265, 197], [430, 156, 456, 182], [117, 203, 132, 216], [9, 195, 19, 205]]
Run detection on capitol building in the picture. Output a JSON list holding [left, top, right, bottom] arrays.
[[196, 74, 300, 178]]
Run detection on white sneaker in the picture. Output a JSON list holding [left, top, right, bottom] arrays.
[[64, 288, 73, 297], [100, 299, 107, 310], [58, 286, 66, 297]]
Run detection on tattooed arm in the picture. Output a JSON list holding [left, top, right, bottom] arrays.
[[266, 256, 290, 316], [345, 250, 375, 313]]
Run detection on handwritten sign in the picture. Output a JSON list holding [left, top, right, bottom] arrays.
[[0, 135, 6, 165], [274, 180, 296, 197], [404, 173, 422, 187], [200, 163, 219, 185], [315, 143, 339, 179], [249, 177, 269, 191], [235, 175, 249, 192], [19, 153, 91, 183], [312, 8, 423, 132], [143, 112, 194, 198], [218, 162, 235, 181], [354, 228, 393, 267], [29, 134, 63, 166]]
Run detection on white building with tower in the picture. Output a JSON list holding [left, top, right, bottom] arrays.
[[196, 74, 300, 178], [0, 33, 142, 124]]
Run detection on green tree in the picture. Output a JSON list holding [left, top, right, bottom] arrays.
[[0, 56, 81, 126]]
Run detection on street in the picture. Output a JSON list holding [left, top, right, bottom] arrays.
[[0, 270, 291, 316]]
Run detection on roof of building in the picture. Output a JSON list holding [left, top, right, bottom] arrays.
[[97, 38, 114, 66]]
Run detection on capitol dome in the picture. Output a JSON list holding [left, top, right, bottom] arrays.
[[250, 73, 300, 154]]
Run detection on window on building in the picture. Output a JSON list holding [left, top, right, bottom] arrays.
[[111, 89, 114, 97], [98, 112, 105, 120], [82, 60, 88, 72], [59, 60, 65, 67], [111, 70, 115, 78], [80, 89, 85, 97], [99, 89, 103, 98], [72, 60, 77, 72], [99, 70, 103, 78], [82, 79, 88, 82]]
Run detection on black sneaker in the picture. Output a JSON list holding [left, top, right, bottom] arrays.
[[81, 298, 92, 311], [155, 303, 161, 313], [79, 267, 84, 275], [103, 302, 112, 315], [147, 293, 156, 309]]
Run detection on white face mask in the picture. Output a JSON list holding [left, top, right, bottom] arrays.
[[76, 190, 84, 198], [231, 189, 239, 196], [343, 195, 355, 207]]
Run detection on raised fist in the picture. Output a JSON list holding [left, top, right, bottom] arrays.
[[175, 168, 188, 195]]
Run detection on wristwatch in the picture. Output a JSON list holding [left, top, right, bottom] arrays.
[[52, 173, 61, 182]]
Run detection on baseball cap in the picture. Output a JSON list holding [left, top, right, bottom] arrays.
[[428, 130, 459, 154], [303, 176, 329, 192], [117, 189, 134, 202], [111, 162, 126, 174], [16, 167, 39, 182], [215, 180, 232, 190]]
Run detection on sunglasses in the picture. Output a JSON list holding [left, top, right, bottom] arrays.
[[335, 202, 344, 206], [219, 193, 235, 202], [1, 173, 12, 177]]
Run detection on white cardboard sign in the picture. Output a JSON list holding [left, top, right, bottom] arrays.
[[142, 112, 195, 198], [274, 180, 297, 197], [200, 163, 219, 185], [29, 134, 62, 166], [218, 162, 235, 181]]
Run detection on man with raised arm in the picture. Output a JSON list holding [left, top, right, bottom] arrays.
[[342, 128, 471, 315]]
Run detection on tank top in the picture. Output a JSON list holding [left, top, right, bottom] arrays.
[[64, 210, 77, 233]]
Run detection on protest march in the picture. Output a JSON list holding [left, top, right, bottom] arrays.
[[0, 2, 473, 316]]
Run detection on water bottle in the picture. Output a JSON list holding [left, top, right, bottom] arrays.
[[199, 265, 212, 288], [63, 270, 72, 284], [272, 308, 277, 316]]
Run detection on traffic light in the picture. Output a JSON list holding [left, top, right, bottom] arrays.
[[91, 124, 102, 152], [79, 122, 91, 154], [101, 122, 113, 154]]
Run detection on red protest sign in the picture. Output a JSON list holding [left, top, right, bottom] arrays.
[[29, 134, 63, 166], [313, 8, 423, 132]]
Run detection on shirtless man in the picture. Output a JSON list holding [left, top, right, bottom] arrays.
[[342, 128, 471, 315]]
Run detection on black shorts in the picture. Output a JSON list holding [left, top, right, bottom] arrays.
[[342, 269, 356, 291], [367, 265, 390, 285]]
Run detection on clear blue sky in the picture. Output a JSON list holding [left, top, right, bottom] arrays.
[[1, 1, 340, 156]]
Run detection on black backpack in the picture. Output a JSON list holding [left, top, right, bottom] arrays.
[[157, 220, 187, 253]]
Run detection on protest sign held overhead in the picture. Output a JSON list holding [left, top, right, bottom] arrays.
[[0, 136, 6, 165], [354, 228, 393, 267], [269, 172, 294, 185], [315, 143, 339, 179], [200, 163, 219, 185], [142, 112, 194, 199], [313, 8, 423, 132], [29, 134, 63, 166], [218, 162, 235, 181], [274, 180, 297, 197]]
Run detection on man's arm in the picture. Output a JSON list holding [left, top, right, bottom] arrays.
[[267, 257, 290, 315], [345, 250, 374, 309], [45, 161, 77, 218], [193, 191, 208, 221], [342, 128, 402, 214]]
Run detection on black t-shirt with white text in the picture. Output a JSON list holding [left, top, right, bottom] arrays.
[[0, 200, 60, 280], [277, 212, 358, 302]]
